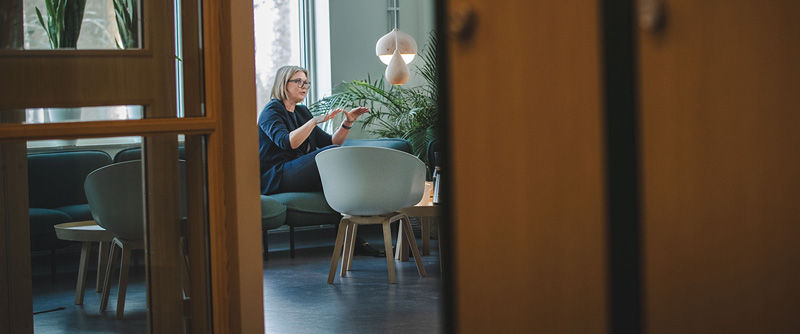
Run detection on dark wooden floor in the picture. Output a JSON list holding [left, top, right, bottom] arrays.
[[30, 225, 443, 333]]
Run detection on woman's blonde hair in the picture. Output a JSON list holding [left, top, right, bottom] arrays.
[[271, 65, 309, 102]]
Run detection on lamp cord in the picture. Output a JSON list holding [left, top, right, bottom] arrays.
[[394, 0, 398, 29], [393, 0, 399, 49]]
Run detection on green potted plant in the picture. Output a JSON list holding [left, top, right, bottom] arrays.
[[113, 0, 138, 49], [310, 32, 439, 166], [35, 0, 87, 49], [36, 0, 87, 136]]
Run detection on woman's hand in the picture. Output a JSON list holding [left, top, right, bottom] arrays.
[[312, 109, 342, 124], [342, 107, 370, 123]]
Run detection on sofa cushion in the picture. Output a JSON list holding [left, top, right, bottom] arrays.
[[342, 138, 413, 154], [269, 192, 341, 227], [53, 204, 94, 222], [114, 145, 186, 163], [29, 208, 73, 251], [28, 150, 113, 209], [260, 195, 287, 230]]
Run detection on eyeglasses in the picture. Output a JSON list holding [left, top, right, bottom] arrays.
[[288, 79, 312, 89]]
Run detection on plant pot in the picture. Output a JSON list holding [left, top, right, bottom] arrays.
[[47, 107, 83, 123], [46, 107, 83, 146]]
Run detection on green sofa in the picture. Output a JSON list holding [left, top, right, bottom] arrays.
[[28, 150, 114, 277], [25, 138, 412, 266]]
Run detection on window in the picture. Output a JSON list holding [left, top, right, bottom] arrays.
[[253, 0, 331, 125], [254, 0, 303, 112]]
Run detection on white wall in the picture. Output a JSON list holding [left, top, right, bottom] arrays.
[[326, 0, 435, 138]]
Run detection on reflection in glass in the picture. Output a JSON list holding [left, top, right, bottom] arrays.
[[27, 135, 209, 332], [23, 105, 143, 124], [29, 136, 148, 332], [1, 105, 144, 148], [7, 0, 142, 50]]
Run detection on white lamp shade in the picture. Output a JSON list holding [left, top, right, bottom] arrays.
[[379, 53, 416, 65], [385, 49, 410, 85], [376, 28, 417, 65]]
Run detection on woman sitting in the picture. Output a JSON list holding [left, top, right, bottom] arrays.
[[258, 65, 382, 256]]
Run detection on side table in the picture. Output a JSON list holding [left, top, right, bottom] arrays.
[[395, 203, 441, 261], [54, 221, 114, 305]]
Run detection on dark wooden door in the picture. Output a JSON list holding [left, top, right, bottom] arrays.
[[638, 1, 800, 332], [444, 1, 608, 332]]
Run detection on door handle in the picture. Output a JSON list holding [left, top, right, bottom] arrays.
[[639, 0, 666, 32], [449, 3, 477, 41]]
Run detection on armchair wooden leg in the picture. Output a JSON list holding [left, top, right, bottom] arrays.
[[401, 216, 426, 277], [345, 223, 358, 272], [116, 244, 131, 319], [101, 240, 120, 312], [382, 221, 396, 284], [96, 241, 109, 292], [328, 220, 349, 283], [340, 223, 354, 277]]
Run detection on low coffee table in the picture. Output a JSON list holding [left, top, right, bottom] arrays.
[[395, 202, 441, 261], [54, 220, 114, 305]]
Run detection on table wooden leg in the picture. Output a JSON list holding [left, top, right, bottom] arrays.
[[438, 222, 444, 273], [75, 242, 91, 305], [421, 217, 430, 255], [96, 241, 109, 292]]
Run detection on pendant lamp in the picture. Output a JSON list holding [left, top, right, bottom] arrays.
[[385, 48, 410, 85], [378, 0, 415, 85], [376, 28, 417, 65]]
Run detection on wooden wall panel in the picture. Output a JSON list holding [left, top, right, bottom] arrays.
[[638, 1, 800, 332], [445, 1, 607, 332]]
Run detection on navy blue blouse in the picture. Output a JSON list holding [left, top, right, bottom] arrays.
[[258, 99, 333, 195]]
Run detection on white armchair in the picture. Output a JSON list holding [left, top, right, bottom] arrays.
[[316, 146, 427, 284]]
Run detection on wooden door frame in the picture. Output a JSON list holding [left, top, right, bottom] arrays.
[[0, 140, 33, 333], [0, 0, 264, 332], [201, 0, 264, 332]]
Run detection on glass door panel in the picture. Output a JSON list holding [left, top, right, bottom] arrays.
[[23, 134, 211, 333], [28, 138, 149, 332], [1, 0, 216, 332], [1, 0, 186, 119]]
